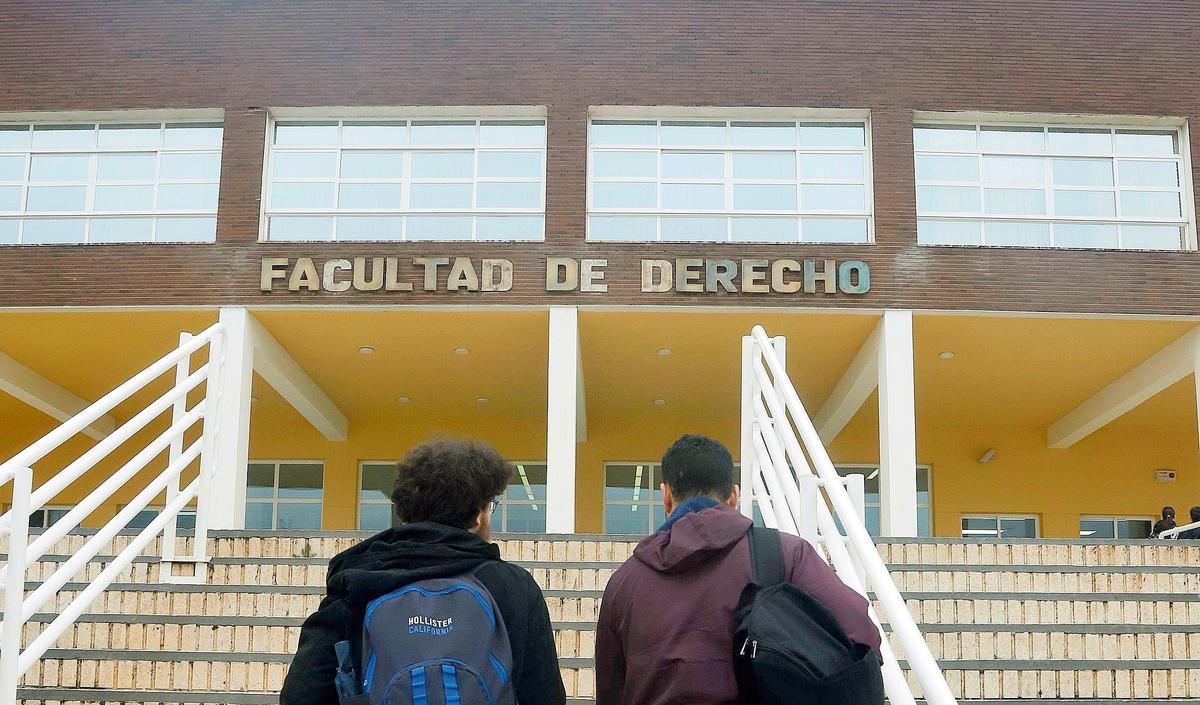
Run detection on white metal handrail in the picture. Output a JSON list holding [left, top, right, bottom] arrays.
[[1158, 519, 1200, 539], [741, 326, 957, 705], [0, 322, 226, 701]]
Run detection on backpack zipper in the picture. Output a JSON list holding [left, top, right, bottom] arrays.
[[739, 638, 758, 658]]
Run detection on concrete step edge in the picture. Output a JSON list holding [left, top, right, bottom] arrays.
[[12, 694, 1189, 705]]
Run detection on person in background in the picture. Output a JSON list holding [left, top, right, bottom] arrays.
[[1151, 506, 1176, 538], [1177, 506, 1200, 539]]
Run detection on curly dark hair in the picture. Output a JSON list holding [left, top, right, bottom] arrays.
[[390, 438, 511, 530], [661, 434, 735, 501]]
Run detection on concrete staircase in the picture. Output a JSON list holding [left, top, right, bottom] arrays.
[[5, 531, 1200, 704]]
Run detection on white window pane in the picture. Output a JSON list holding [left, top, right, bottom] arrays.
[[979, 126, 1044, 153], [410, 121, 475, 145], [663, 152, 724, 179], [406, 215, 472, 240], [591, 121, 656, 145], [984, 221, 1050, 247], [918, 219, 981, 245], [804, 218, 869, 243], [1000, 518, 1037, 538], [803, 184, 866, 212], [157, 183, 218, 210], [32, 125, 95, 149], [0, 187, 22, 211], [661, 122, 725, 147], [97, 124, 160, 148], [477, 182, 541, 209], [1052, 159, 1113, 187], [156, 217, 216, 242], [1115, 130, 1177, 156], [1054, 190, 1115, 217], [245, 503, 274, 530], [336, 216, 403, 240], [270, 216, 333, 241], [479, 121, 544, 146], [360, 504, 394, 531], [1121, 225, 1182, 250], [730, 122, 796, 147], [0, 220, 17, 243], [1118, 160, 1178, 188], [340, 152, 405, 179], [799, 123, 864, 147], [360, 464, 393, 502], [731, 217, 797, 242], [274, 122, 338, 146], [1048, 128, 1111, 155], [591, 150, 655, 178], [589, 215, 656, 241], [915, 154, 977, 183], [914, 125, 975, 151], [89, 218, 154, 243], [159, 153, 220, 181], [479, 151, 542, 178], [247, 464, 276, 497], [734, 152, 795, 180], [982, 156, 1044, 186], [278, 463, 323, 498], [592, 182, 655, 209], [733, 184, 796, 211], [23, 219, 85, 244], [1120, 191, 1180, 219], [342, 122, 407, 146], [984, 188, 1046, 215], [27, 186, 86, 211], [271, 182, 335, 209], [410, 183, 472, 209], [164, 123, 223, 148], [274, 151, 338, 179], [338, 183, 403, 209], [661, 217, 725, 241], [97, 154, 156, 181], [0, 126, 30, 150], [505, 503, 547, 533], [1053, 222, 1118, 248], [29, 154, 89, 182], [0, 155, 26, 181], [410, 151, 474, 179], [95, 185, 154, 211], [277, 504, 322, 530], [477, 216, 544, 241], [663, 183, 724, 210], [798, 153, 862, 180]]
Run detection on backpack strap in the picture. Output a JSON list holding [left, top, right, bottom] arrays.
[[747, 526, 786, 587]]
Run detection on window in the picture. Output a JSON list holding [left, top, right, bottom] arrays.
[[1079, 515, 1153, 539], [604, 463, 666, 534], [124, 507, 196, 531], [835, 465, 932, 537], [359, 461, 397, 531], [0, 120, 222, 244], [246, 461, 323, 530], [914, 120, 1192, 250], [961, 514, 1039, 538], [26, 505, 71, 529], [263, 117, 545, 242], [588, 117, 872, 243]]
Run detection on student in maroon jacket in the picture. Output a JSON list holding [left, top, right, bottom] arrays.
[[596, 435, 880, 705]]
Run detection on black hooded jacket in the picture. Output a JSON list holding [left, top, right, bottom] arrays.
[[280, 522, 566, 705]]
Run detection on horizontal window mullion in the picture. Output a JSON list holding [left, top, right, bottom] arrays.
[[266, 208, 543, 216], [921, 213, 1186, 226]]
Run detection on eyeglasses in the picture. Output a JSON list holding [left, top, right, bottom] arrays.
[[489, 498, 500, 512]]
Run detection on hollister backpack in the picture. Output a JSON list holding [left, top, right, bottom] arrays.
[[334, 567, 515, 705], [732, 527, 885, 705]]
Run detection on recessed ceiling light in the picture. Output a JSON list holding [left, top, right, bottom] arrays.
[[653, 399, 666, 406], [358, 346, 375, 355], [397, 396, 412, 404], [939, 351, 955, 360], [454, 347, 470, 355], [657, 348, 672, 356], [476, 397, 490, 404]]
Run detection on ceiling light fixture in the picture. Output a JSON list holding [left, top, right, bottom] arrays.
[[978, 448, 997, 464], [397, 396, 412, 404], [476, 396, 490, 404], [653, 399, 666, 406], [454, 347, 470, 355], [359, 346, 375, 355], [657, 348, 672, 356], [939, 351, 955, 360]]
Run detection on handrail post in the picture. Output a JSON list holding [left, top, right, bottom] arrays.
[[738, 336, 757, 519], [0, 466, 32, 701], [161, 331, 193, 563], [797, 474, 820, 545], [191, 328, 226, 568]]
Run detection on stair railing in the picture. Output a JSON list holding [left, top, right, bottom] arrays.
[[0, 322, 226, 700], [741, 325, 957, 705], [1158, 519, 1200, 539]]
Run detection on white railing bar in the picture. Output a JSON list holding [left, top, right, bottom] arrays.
[[18, 477, 200, 675], [751, 471, 779, 529], [753, 397, 812, 530], [1, 403, 206, 579], [0, 362, 210, 529], [751, 326, 956, 705], [750, 425, 800, 535], [1158, 519, 1200, 538], [19, 438, 204, 622], [162, 331, 194, 564], [0, 466, 31, 702], [187, 328, 225, 563], [0, 322, 220, 473]]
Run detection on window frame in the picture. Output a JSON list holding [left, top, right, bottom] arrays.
[[259, 109, 548, 243], [357, 460, 396, 531], [245, 459, 325, 531], [960, 513, 1041, 538], [603, 461, 667, 535], [913, 112, 1196, 251], [835, 463, 933, 538], [497, 461, 548, 533], [1079, 514, 1155, 539], [585, 107, 875, 244]]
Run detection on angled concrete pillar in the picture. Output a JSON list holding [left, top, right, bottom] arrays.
[[878, 310, 918, 537], [546, 306, 579, 533]]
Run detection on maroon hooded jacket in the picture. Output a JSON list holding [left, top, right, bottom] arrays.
[[595, 504, 881, 705]]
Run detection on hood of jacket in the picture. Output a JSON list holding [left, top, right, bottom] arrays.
[[632, 503, 752, 575]]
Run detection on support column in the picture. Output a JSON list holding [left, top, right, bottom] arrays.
[[1193, 339, 1200, 457], [877, 310, 918, 537], [206, 307, 255, 529], [546, 306, 579, 533]]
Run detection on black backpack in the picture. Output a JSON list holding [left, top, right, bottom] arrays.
[[732, 527, 885, 705]]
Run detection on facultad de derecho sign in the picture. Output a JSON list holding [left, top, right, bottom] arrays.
[[259, 256, 871, 295]]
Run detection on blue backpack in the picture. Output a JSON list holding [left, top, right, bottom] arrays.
[[335, 568, 516, 705]]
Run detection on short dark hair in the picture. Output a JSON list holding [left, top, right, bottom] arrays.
[[1191, 506, 1200, 523], [661, 434, 735, 501], [390, 438, 510, 530]]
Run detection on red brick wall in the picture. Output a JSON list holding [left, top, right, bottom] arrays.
[[0, 0, 1198, 313]]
